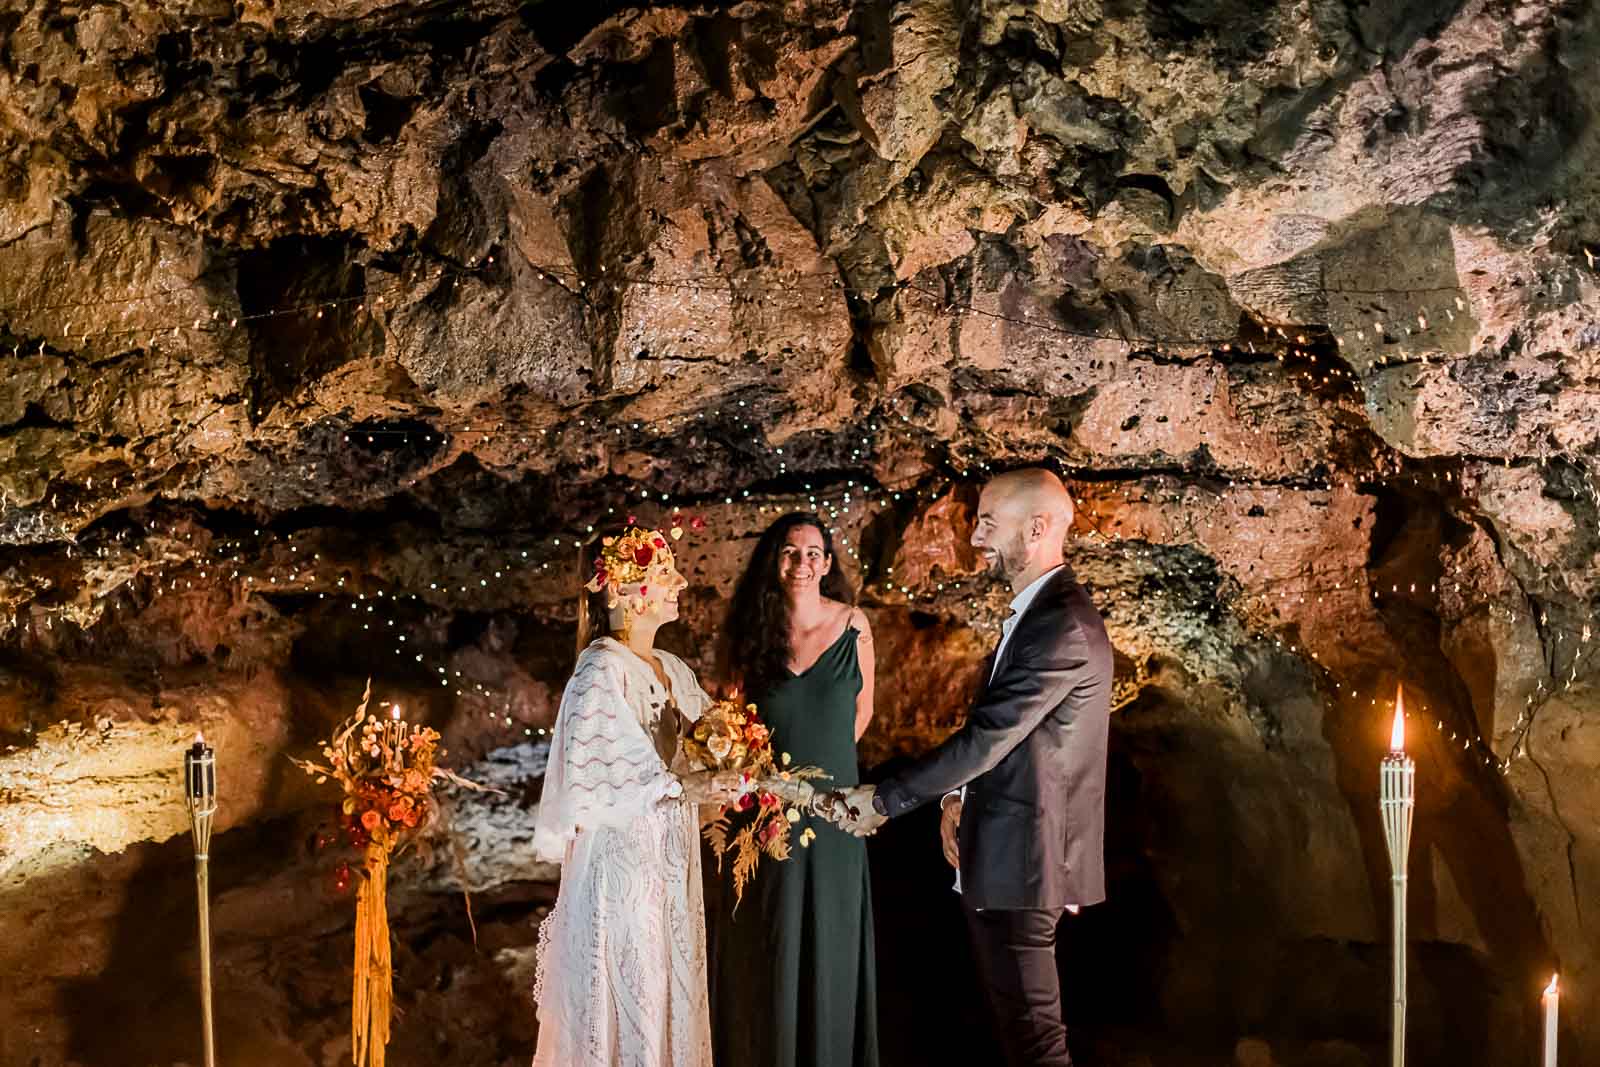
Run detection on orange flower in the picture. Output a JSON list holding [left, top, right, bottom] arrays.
[[360, 810, 382, 831]]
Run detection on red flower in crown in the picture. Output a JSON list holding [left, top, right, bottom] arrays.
[[634, 543, 655, 566]]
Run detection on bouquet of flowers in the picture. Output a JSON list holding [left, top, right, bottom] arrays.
[[682, 696, 831, 908], [291, 681, 493, 1067]]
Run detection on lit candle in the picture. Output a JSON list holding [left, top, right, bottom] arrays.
[[1542, 974, 1558, 1067], [1390, 686, 1406, 753], [389, 705, 403, 769]]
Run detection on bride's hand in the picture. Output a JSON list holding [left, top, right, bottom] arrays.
[[680, 769, 743, 805]]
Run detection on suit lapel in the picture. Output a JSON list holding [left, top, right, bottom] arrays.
[[984, 567, 1075, 690], [978, 649, 998, 694]]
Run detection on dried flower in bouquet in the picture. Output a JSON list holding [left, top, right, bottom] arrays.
[[682, 696, 830, 908], [291, 680, 496, 1067]]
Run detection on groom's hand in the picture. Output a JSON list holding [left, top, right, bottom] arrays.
[[841, 785, 886, 837], [939, 794, 961, 868]]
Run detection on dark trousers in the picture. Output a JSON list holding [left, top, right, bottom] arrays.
[[964, 906, 1071, 1067]]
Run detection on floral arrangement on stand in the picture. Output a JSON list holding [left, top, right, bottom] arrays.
[[683, 696, 832, 908], [291, 680, 493, 1067]]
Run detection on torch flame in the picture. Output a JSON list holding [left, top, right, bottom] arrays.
[[1390, 685, 1406, 753], [1545, 973, 1559, 997]]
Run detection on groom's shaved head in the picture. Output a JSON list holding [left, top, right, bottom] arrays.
[[972, 468, 1075, 585], [987, 468, 1074, 532]]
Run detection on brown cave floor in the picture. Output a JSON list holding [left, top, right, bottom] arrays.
[[13, 739, 1522, 1067]]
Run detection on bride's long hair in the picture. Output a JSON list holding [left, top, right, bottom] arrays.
[[575, 529, 624, 659], [720, 512, 854, 697]]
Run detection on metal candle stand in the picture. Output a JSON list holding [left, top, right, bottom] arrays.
[[1380, 738, 1415, 1067], [185, 738, 218, 1067]]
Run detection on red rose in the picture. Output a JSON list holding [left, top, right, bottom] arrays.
[[690, 516, 707, 531], [653, 537, 666, 549], [634, 544, 654, 566], [736, 793, 755, 812]]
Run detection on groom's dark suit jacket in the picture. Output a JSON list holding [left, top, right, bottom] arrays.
[[876, 566, 1113, 911]]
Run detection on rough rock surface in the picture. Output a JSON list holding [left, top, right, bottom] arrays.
[[3, 1, 1599, 1064]]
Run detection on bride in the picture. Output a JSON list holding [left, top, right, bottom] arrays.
[[531, 525, 740, 1067]]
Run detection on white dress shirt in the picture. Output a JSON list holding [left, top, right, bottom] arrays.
[[953, 566, 1077, 910], [989, 565, 1064, 682]]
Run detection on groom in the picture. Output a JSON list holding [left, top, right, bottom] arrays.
[[842, 467, 1112, 1067]]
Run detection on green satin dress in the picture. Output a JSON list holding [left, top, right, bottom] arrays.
[[706, 625, 879, 1067]]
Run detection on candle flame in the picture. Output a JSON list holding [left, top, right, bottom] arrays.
[[390, 704, 401, 720], [1390, 685, 1406, 752], [194, 730, 205, 746], [1545, 974, 1559, 996]]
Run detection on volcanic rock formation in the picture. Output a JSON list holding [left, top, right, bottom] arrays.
[[2, 1, 1599, 1064]]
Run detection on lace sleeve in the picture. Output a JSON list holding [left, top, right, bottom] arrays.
[[532, 647, 683, 863]]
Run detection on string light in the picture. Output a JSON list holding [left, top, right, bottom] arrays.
[[5, 252, 1596, 760]]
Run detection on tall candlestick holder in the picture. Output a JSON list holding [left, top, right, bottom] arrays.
[[185, 734, 218, 1067], [1380, 688, 1415, 1067]]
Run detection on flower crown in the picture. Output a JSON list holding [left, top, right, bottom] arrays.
[[584, 514, 706, 604]]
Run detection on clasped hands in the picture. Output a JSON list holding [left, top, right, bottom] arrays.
[[815, 784, 886, 838], [684, 774, 937, 844]]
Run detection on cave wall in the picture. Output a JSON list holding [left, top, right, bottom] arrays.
[[3, 0, 1600, 1064]]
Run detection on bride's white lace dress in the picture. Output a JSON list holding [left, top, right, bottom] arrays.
[[531, 637, 714, 1067]]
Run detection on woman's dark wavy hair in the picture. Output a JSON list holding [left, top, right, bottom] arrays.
[[720, 512, 854, 697]]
